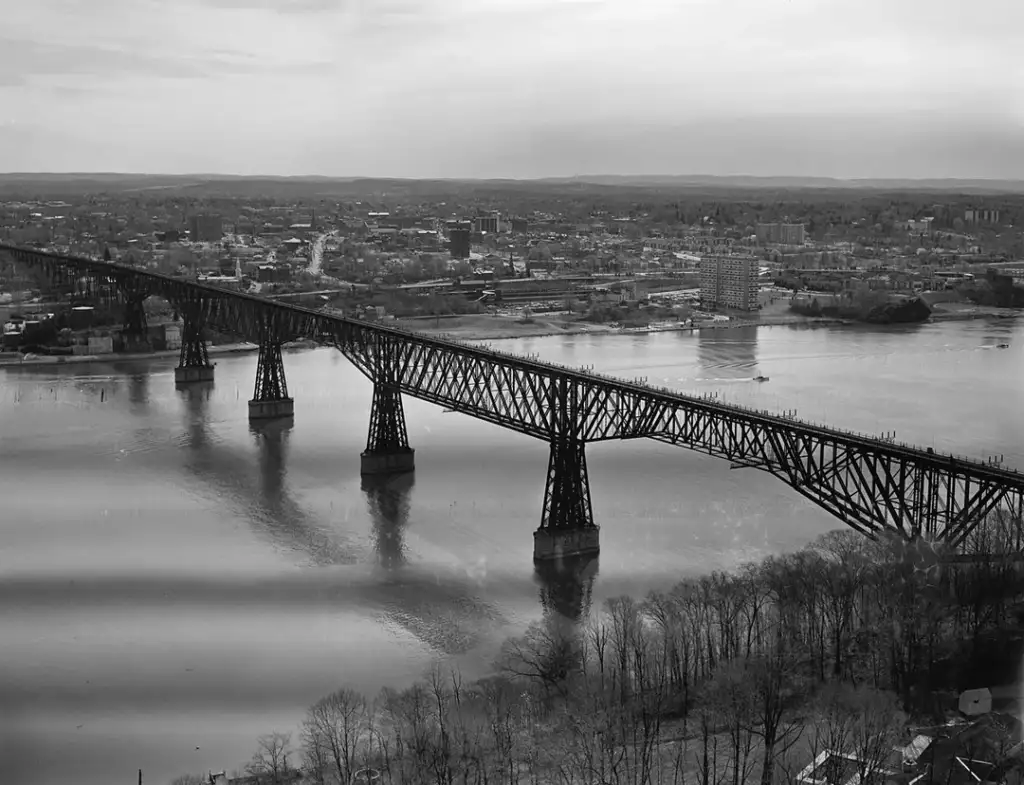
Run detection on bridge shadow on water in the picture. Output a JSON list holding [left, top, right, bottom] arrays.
[[361, 472, 414, 570], [533, 553, 600, 623], [176, 383, 360, 566], [174, 388, 509, 655]]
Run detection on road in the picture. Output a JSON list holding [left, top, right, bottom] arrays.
[[308, 232, 328, 277]]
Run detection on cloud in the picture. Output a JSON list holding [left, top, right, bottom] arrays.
[[187, 0, 342, 11], [0, 0, 1022, 176], [0, 38, 211, 84]]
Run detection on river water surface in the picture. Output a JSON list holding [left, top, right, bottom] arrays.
[[2, 319, 1023, 785]]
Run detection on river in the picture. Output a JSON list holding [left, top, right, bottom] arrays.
[[1, 318, 1022, 785]]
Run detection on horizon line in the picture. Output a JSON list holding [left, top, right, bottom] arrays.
[[2, 172, 1024, 184]]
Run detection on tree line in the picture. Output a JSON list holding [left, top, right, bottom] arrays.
[[175, 510, 1024, 785]]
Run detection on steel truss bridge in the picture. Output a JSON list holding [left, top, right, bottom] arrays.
[[3, 244, 1022, 559]]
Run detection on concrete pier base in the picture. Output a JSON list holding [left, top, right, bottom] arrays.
[[533, 526, 600, 562], [174, 365, 215, 384], [360, 448, 416, 476], [248, 398, 295, 421]]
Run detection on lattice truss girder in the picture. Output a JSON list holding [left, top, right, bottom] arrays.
[[6, 245, 1024, 545], [644, 407, 1020, 545]]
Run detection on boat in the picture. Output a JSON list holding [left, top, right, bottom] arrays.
[[996, 343, 1010, 349], [754, 375, 769, 383]]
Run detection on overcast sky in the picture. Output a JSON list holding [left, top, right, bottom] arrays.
[[1, 0, 1022, 178]]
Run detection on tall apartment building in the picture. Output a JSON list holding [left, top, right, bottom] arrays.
[[448, 223, 471, 259], [189, 214, 223, 243], [964, 208, 1000, 225], [699, 255, 760, 311], [756, 223, 805, 245], [475, 213, 501, 233]]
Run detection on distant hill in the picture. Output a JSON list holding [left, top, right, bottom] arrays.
[[535, 174, 1024, 193], [1, 173, 1023, 197]]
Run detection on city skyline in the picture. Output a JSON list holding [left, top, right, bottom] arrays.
[[2, 0, 1022, 179]]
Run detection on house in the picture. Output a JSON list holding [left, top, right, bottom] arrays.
[[795, 749, 900, 785], [914, 714, 1024, 785]]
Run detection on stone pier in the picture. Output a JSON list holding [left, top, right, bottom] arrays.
[[248, 398, 295, 420], [533, 526, 601, 561], [361, 447, 416, 475], [174, 364, 215, 384]]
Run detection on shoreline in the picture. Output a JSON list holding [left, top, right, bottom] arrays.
[[394, 305, 1018, 342], [0, 340, 318, 368], [0, 308, 1016, 367]]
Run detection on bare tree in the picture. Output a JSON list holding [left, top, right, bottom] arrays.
[[305, 687, 368, 785], [705, 662, 760, 785], [846, 687, 905, 784], [498, 619, 581, 702], [744, 641, 807, 785], [247, 731, 293, 785], [300, 719, 329, 785]]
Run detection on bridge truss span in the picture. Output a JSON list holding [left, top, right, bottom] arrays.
[[4, 244, 1023, 552], [337, 330, 1023, 547]]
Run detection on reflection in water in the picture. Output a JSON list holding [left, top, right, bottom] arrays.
[[696, 324, 759, 378], [533, 553, 599, 622], [247, 421, 359, 566], [73, 374, 122, 401], [252, 421, 290, 505], [127, 372, 149, 411], [361, 473, 415, 569], [179, 383, 214, 449], [174, 393, 357, 566]]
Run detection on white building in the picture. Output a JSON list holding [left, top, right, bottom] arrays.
[[699, 255, 760, 311]]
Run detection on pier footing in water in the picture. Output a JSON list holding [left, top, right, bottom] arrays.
[[174, 365, 215, 384], [360, 448, 415, 476], [533, 527, 600, 562], [248, 398, 294, 421]]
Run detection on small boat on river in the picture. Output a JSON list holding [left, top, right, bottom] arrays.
[[754, 375, 769, 383]]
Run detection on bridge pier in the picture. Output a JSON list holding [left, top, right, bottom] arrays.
[[361, 382, 415, 475], [534, 435, 600, 561], [249, 337, 294, 421], [120, 293, 150, 353], [174, 299, 214, 385]]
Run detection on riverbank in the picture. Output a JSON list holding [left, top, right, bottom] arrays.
[[393, 304, 1018, 342], [1, 305, 1016, 367], [0, 339, 320, 367], [930, 302, 1020, 321], [391, 312, 855, 341]]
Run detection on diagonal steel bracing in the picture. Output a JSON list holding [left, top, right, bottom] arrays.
[[359, 334, 415, 474], [541, 435, 595, 532], [5, 244, 1023, 548], [539, 376, 596, 533], [365, 336, 411, 453], [253, 332, 289, 403], [116, 275, 150, 343], [365, 383, 410, 453], [176, 296, 213, 370]]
